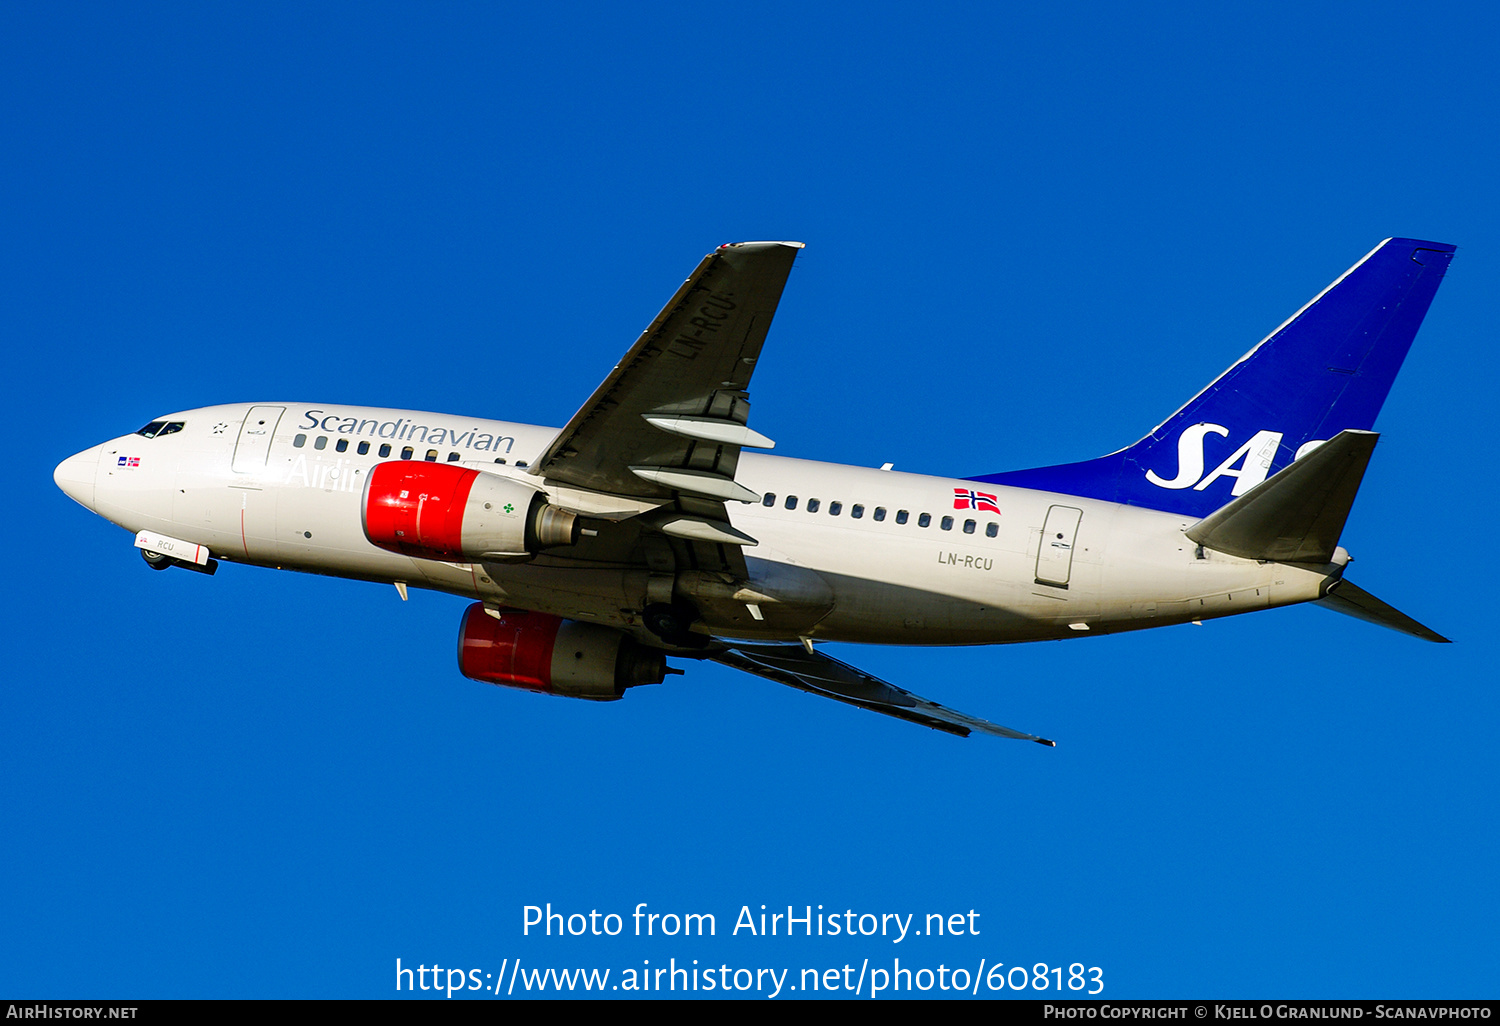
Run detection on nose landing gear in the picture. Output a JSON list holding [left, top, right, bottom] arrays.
[[139, 548, 219, 575]]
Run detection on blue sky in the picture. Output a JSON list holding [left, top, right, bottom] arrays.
[[4, 2, 1497, 999]]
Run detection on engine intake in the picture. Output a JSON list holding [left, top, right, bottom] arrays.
[[457, 604, 668, 701], [362, 462, 579, 562]]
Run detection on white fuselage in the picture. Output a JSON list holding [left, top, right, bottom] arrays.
[[59, 402, 1342, 647]]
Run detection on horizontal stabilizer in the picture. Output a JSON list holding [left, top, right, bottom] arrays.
[[1315, 579, 1450, 643], [713, 644, 1054, 743], [1185, 430, 1377, 562]]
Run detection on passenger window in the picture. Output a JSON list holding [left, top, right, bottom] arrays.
[[493, 458, 506, 464], [516, 461, 528, 468], [293, 434, 306, 448], [918, 513, 931, 528], [895, 510, 908, 525], [851, 504, 864, 519], [829, 502, 842, 516], [425, 449, 438, 462], [379, 444, 391, 458], [448, 452, 461, 462], [807, 498, 821, 513], [874, 507, 887, 522], [986, 522, 999, 538], [314, 436, 328, 450], [762, 493, 776, 507], [963, 519, 976, 534], [941, 516, 953, 531], [135, 420, 168, 438], [357, 441, 370, 455], [401, 446, 414, 460], [785, 496, 798, 510], [335, 438, 349, 452]]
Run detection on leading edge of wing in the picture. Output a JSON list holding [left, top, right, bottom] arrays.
[[712, 645, 1055, 745]]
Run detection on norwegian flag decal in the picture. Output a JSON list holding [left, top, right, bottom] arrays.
[[953, 488, 1000, 514], [117, 456, 140, 468]]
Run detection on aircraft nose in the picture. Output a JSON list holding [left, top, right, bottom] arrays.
[[55, 444, 100, 510]]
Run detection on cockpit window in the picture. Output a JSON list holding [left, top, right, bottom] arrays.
[[135, 420, 184, 438]]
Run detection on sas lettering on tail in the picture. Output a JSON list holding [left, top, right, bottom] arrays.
[[1145, 425, 1285, 496]]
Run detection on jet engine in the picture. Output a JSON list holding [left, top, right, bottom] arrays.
[[457, 604, 668, 700], [362, 462, 579, 562]]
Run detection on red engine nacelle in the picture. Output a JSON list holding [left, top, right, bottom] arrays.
[[362, 461, 578, 562], [457, 603, 668, 701]]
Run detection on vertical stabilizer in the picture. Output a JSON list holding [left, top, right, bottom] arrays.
[[973, 239, 1454, 518]]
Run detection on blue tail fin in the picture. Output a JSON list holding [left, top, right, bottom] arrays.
[[972, 238, 1455, 518]]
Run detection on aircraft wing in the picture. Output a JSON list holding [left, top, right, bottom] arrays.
[[534, 241, 802, 499], [712, 644, 1056, 744], [531, 241, 802, 580]]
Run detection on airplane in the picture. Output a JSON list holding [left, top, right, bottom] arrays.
[[53, 237, 1455, 744]]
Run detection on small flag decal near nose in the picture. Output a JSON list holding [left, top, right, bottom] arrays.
[[117, 456, 140, 467], [953, 488, 999, 513]]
